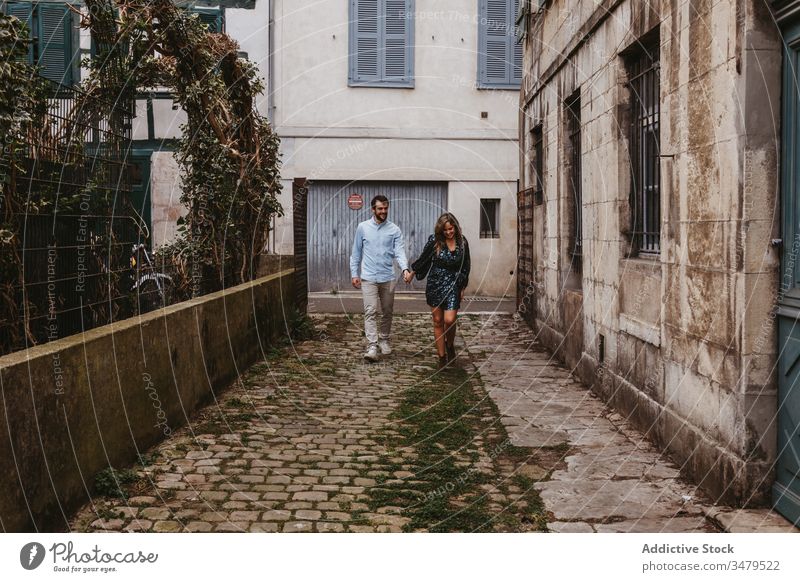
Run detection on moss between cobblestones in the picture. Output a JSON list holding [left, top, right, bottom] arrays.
[[94, 468, 139, 500], [70, 314, 557, 533], [367, 361, 546, 532]]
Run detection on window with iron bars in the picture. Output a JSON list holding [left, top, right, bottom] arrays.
[[566, 91, 582, 260], [627, 36, 661, 255], [480, 198, 501, 238], [531, 123, 544, 205]]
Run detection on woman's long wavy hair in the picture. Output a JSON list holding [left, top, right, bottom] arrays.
[[434, 213, 464, 254]]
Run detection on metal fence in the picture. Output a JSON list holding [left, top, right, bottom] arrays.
[[517, 186, 535, 328], [16, 213, 141, 347], [2, 77, 140, 354]]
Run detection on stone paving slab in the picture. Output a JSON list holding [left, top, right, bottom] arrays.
[[459, 314, 799, 534], [704, 508, 799, 533]]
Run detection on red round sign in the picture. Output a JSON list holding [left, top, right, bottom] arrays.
[[348, 193, 363, 210]]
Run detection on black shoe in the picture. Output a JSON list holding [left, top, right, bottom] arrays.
[[446, 343, 456, 364], [437, 355, 448, 370]]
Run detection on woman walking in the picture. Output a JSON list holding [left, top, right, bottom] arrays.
[[404, 213, 471, 369]]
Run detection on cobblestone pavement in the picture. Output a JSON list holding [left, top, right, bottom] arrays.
[[71, 314, 797, 533]]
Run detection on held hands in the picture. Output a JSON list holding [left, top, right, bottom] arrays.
[[403, 270, 414, 284], [352, 277, 361, 289]]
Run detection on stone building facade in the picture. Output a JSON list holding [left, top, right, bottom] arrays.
[[517, 0, 794, 513]]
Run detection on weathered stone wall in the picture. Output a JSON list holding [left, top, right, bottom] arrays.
[[0, 269, 297, 531], [520, 0, 781, 504]]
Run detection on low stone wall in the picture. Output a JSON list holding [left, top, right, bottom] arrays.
[[0, 269, 297, 532], [257, 253, 294, 278]]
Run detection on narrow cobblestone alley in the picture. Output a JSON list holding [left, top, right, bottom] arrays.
[[71, 314, 795, 533]]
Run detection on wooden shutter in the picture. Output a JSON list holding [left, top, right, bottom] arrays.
[[37, 3, 74, 86], [479, 0, 521, 88], [6, 1, 34, 63], [383, 0, 409, 81], [511, 0, 523, 84], [351, 0, 412, 86], [352, 0, 380, 82]]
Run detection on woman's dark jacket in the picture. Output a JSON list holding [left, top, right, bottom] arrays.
[[411, 235, 471, 289]]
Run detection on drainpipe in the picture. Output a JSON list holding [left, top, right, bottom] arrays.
[[267, 0, 276, 125], [267, 0, 278, 253]]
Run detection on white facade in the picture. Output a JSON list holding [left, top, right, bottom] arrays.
[[273, 1, 520, 297], [145, 1, 520, 297]]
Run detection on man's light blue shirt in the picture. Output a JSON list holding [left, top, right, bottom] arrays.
[[350, 218, 409, 283]]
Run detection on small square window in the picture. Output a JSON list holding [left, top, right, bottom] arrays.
[[480, 199, 501, 238]]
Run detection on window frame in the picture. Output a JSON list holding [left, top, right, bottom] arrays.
[[348, 0, 415, 89], [479, 198, 501, 239], [625, 34, 661, 256]]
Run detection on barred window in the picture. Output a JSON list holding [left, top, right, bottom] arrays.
[[531, 124, 544, 205], [627, 36, 661, 255], [480, 199, 501, 238], [566, 92, 582, 259]]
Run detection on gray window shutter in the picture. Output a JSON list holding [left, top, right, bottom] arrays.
[[37, 3, 74, 86], [351, 0, 413, 86], [511, 0, 523, 83], [351, 0, 380, 82], [6, 1, 34, 63], [479, 0, 521, 88], [512, 40, 523, 83], [383, 0, 410, 81]]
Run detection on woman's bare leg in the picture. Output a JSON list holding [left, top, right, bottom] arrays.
[[431, 307, 446, 357], [444, 310, 458, 350]]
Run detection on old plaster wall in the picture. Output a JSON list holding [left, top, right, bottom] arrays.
[[521, 0, 781, 504]]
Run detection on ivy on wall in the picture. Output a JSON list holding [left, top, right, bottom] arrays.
[[0, 1, 282, 351], [0, 14, 47, 347], [84, 0, 283, 295]]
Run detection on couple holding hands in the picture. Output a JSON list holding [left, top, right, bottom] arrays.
[[350, 195, 471, 369]]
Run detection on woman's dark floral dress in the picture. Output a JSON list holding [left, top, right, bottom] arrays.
[[411, 234, 471, 310]]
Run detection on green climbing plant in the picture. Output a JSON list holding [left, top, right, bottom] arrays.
[[1, 1, 283, 353], [0, 14, 49, 348], [82, 0, 283, 296]]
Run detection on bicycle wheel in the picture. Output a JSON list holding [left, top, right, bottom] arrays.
[[135, 277, 164, 314]]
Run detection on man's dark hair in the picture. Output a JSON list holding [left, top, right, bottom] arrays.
[[371, 195, 389, 208]]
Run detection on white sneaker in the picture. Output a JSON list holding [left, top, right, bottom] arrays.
[[378, 340, 392, 355], [364, 346, 379, 362]]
